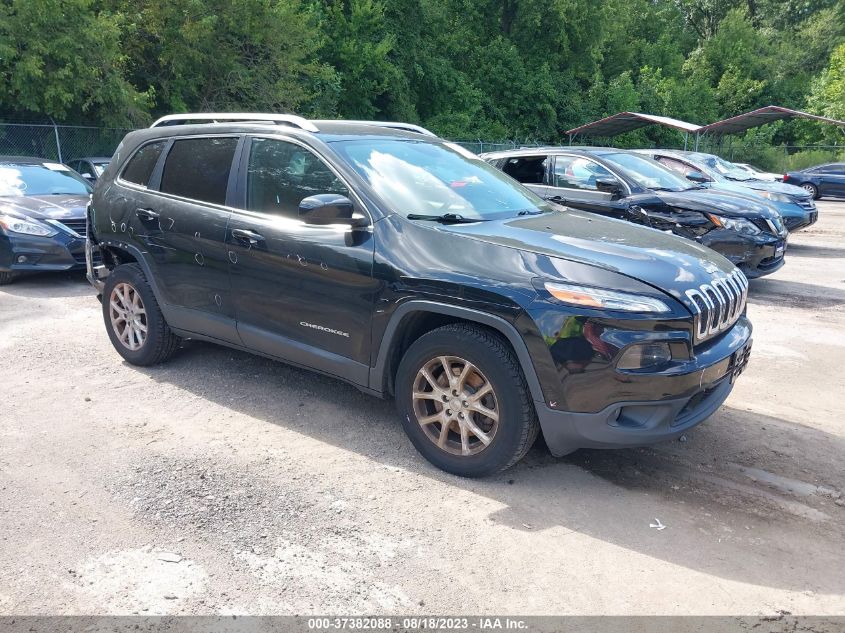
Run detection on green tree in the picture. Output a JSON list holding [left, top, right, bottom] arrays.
[[117, 0, 336, 117], [808, 42, 845, 140], [0, 0, 148, 125]]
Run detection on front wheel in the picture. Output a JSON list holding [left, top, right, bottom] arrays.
[[395, 323, 539, 477], [801, 183, 819, 199], [0, 272, 16, 285], [101, 263, 180, 366]]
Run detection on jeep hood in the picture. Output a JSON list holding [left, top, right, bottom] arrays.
[[438, 208, 737, 309], [0, 194, 89, 220]]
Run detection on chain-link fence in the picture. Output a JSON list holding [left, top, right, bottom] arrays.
[[2, 120, 842, 174], [0, 121, 135, 163], [450, 139, 545, 155]]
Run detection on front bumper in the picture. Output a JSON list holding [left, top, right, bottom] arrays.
[[783, 209, 817, 232], [0, 230, 86, 273], [536, 317, 752, 456], [700, 230, 785, 279]]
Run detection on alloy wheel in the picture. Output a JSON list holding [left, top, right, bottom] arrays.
[[109, 282, 148, 351], [411, 355, 499, 456]]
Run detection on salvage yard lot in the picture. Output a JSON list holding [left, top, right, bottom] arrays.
[[1, 201, 844, 615]]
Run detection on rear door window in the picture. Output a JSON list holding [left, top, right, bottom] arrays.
[[551, 155, 613, 190], [159, 137, 238, 205], [501, 156, 548, 184], [121, 141, 167, 187]]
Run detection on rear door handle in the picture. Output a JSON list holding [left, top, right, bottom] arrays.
[[135, 207, 159, 220], [231, 228, 265, 245]]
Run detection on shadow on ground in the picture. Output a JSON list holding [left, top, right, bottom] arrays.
[[784, 242, 845, 258], [0, 271, 91, 299], [748, 277, 845, 309], [133, 340, 845, 596]]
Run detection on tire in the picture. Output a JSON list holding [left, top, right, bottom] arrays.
[[801, 183, 819, 199], [102, 263, 180, 366], [0, 272, 16, 285], [395, 323, 539, 477]]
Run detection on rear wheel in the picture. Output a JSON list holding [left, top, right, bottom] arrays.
[[395, 323, 539, 477], [801, 183, 819, 199], [102, 263, 180, 366]]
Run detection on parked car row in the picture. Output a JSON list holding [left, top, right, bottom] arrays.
[[633, 149, 818, 232], [482, 147, 789, 278]]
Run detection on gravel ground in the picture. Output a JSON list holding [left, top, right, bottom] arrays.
[[1, 201, 844, 616]]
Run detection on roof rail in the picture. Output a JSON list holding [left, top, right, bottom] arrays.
[[150, 112, 319, 132], [331, 121, 437, 137]]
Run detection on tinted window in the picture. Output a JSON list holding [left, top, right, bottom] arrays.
[[122, 141, 167, 187], [160, 137, 238, 205], [246, 138, 349, 218], [552, 155, 614, 190], [816, 164, 845, 174], [657, 156, 697, 175], [602, 152, 691, 192], [0, 162, 91, 196], [501, 156, 548, 184], [333, 140, 551, 220]]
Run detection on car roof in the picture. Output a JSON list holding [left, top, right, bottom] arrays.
[[0, 155, 59, 165], [480, 146, 628, 159], [121, 121, 438, 150], [73, 156, 112, 163]]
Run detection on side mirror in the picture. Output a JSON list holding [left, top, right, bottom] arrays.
[[298, 194, 367, 227], [685, 170, 710, 183], [595, 177, 622, 198]]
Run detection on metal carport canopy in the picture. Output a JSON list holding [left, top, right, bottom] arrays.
[[699, 105, 845, 136], [565, 112, 702, 139]]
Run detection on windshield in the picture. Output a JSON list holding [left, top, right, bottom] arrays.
[[601, 152, 694, 192], [332, 139, 551, 220], [0, 163, 92, 196], [702, 155, 753, 181]]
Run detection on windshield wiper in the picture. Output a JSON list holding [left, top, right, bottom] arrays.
[[406, 213, 483, 223]]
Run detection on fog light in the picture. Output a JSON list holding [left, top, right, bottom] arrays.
[[617, 342, 672, 370], [16, 255, 27, 263]]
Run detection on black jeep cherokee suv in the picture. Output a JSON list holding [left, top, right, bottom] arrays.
[[87, 114, 753, 477]]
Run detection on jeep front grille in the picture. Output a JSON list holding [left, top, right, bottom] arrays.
[[685, 268, 748, 343]]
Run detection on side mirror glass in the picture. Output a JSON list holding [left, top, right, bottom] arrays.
[[595, 177, 622, 197], [685, 170, 709, 183], [81, 173, 94, 180], [299, 194, 367, 227]]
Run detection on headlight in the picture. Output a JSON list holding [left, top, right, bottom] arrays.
[[0, 214, 57, 237], [707, 214, 761, 235], [544, 281, 671, 313], [757, 190, 792, 203]]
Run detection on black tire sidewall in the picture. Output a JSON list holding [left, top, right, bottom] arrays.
[[102, 264, 167, 366], [396, 329, 530, 477]]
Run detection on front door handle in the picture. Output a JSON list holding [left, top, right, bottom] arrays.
[[231, 228, 265, 245], [135, 207, 159, 221]]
